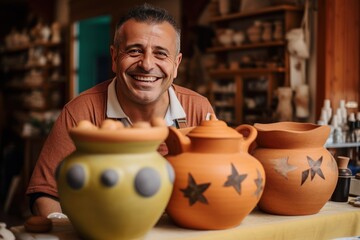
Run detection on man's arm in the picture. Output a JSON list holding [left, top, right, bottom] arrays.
[[32, 196, 62, 217]]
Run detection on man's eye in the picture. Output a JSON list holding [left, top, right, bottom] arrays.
[[155, 51, 168, 59], [127, 49, 142, 56]]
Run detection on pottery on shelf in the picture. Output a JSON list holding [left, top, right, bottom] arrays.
[[275, 87, 293, 121], [233, 31, 245, 46], [252, 122, 338, 215], [247, 21, 262, 43], [165, 114, 265, 230], [218, 29, 234, 46], [56, 118, 174, 240], [294, 84, 310, 119], [261, 22, 272, 41], [273, 20, 283, 40], [218, 0, 231, 15]]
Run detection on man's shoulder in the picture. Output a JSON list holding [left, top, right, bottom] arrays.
[[79, 79, 111, 95], [65, 79, 111, 108], [172, 84, 207, 99]]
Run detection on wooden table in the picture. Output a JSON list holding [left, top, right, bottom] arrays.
[[11, 200, 360, 240]]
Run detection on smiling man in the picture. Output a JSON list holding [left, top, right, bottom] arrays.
[[26, 3, 214, 217]]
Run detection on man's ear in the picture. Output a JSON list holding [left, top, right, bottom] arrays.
[[173, 53, 182, 79], [110, 45, 117, 73]]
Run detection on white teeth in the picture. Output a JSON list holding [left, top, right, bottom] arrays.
[[133, 76, 157, 82]]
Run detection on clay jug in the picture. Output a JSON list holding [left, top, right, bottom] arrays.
[[165, 114, 265, 230], [252, 122, 338, 215], [56, 119, 174, 240]]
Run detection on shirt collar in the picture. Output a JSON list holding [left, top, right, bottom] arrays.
[[106, 78, 186, 126]]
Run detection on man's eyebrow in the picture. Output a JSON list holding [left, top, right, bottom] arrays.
[[153, 46, 170, 54], [124, 43, 143, 51], [124, 44, 170, 55]]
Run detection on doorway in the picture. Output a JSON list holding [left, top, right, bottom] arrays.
[[71, 15, 112, 98]]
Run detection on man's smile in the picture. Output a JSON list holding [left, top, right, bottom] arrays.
[[132, 75, 160, 82]]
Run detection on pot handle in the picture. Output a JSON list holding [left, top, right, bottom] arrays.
[[235, 124, 258, 152], [165, 126, 192, 155]]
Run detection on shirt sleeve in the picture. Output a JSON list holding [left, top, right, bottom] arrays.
[[26, 106, 77, 198]]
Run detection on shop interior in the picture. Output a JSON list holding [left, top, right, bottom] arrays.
[[0, 0, 359, 232]]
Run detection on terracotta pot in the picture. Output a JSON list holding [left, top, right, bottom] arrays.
[[165, 114, 265, 230], [56, 119, 174, 240], [252, 122, 338, 215]]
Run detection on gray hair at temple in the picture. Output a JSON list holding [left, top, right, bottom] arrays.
[[113, 3, 181, 54]]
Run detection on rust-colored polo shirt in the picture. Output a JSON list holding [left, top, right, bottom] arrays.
[[26, 79, 214, 199]]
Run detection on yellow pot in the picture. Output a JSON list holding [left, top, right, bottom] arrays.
[[56, 119, 173, 240]]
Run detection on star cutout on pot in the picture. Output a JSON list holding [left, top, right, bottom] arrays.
[[301, 156, 325, 185], [271, 156, 298, 179], [180, 173, 211, 206], [254, 169, 264, 197], [223, 163, 247, 195]]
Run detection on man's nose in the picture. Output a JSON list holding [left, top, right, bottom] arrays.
[[138, 53, 155, 71]]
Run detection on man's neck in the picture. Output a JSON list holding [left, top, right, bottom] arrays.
[[117, 91, 169, 123]]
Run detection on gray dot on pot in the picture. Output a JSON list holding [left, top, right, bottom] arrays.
[[66, 164, 85, 190], [100, 169, 119, 187], [134, 167, 161, 197], [166, 162, 175, 184]]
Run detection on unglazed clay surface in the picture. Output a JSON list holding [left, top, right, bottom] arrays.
[[165, 114, 265, 230], [252, 122, 338, 215]]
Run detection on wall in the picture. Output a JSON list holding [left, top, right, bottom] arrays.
[[316, 0, 360, 118]]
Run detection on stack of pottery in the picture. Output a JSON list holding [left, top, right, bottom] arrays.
[[165, 114, 265, 229], [56, 118, 174, 240], [247, 21, 262, 43], [252, 122, 338, 215]]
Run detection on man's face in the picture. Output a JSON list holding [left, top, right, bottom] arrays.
[[111, 19, 182, 105]]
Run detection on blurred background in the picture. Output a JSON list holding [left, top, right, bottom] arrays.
[[0, 0, 359, 227]]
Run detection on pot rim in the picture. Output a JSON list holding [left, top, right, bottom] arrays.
[[254, 122, 324, 134], [254, 122, 330, 148], [70, 126, 169, 143]]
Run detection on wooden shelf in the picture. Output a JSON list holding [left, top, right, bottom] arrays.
[[3, 64, 61, 72], [207, 4, 303, 125], [209, 5, 303, 23], [5, 79, 65, 90], [1, 41, 63, 53], [207, 41, 286, 53], [209, 67, 286, 77]]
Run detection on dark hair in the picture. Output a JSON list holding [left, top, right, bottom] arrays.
[[113, 3, 181, 52]]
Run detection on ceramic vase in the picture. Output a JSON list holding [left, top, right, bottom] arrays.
[[218, 29, 234, 46], [218, 0, 231, 15], [273, 20, 283, 40], [252, 122, 338, 215], [331, 156, 352, 202], [165, 114, 265, 230], [233, 31, 245, 46], [294, 84, 310, 119], [275, 87, 293, 121], [56, 119, 174, 240], [262, 22, 272, 41]]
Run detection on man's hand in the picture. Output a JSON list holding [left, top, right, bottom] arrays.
[[32, 196, 62, 218]]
